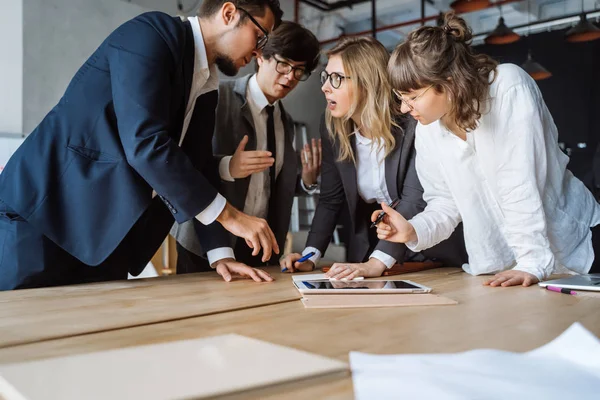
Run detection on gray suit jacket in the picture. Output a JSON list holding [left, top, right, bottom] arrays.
[[306, 115, 467, 266], [172, 75, 300, 261]]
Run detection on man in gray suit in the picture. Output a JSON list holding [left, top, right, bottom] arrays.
[[173, 21, 321, 281]]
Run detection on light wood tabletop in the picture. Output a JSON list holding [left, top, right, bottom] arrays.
[[1, 268, 598, 399], [0, 267, 299, 348]]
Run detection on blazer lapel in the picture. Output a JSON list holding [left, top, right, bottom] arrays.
[[278, 103, 296, 185], [385, 124, 404, 199], [233, 76, 257, 150], [173, 20, 195, 145], [394, 117, 417, 197], [336, 136, 359, 229]]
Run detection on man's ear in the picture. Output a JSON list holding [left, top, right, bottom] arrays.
[[256, 55, 265, 67], [220, 2, 238, 27]]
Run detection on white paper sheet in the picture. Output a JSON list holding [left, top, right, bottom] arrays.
[[0, 334, 347, 400], [350, 323, 600, 399]]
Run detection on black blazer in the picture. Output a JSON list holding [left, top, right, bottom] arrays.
[[306, 115, 467, 266], [0, 12, 220, 265]]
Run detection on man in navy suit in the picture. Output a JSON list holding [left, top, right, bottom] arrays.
[[0, 0, 283, 290]]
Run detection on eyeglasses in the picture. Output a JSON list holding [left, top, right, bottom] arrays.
[[393, 85, 433, 113], [320, 70, 351, 89], [274, 57, 310, 81], [238, 7, 269, 50]]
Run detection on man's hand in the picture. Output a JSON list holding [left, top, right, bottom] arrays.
[[279, 253, 315, 273], [301, 138, 322, 187], [371, 202, 417, 243], [325, 258, 387, 280], [216, 203, 279, 262], [212, 258, 274, 282], [483, 270, 539, 287], [229, 135, 274, 179]]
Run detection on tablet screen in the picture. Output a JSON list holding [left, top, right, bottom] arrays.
[[300, 280, 421, 290]]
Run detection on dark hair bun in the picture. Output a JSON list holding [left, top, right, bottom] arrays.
[[442, 12, 472, 43]]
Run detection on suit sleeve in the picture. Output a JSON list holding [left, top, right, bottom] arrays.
[[107, 18, 219, 224], [373, 136, 426, 261], [305, 117, 345, 254]]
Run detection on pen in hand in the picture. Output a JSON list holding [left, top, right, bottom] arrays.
[[282, 251, 316, 273], [370, 198, 400, 228]]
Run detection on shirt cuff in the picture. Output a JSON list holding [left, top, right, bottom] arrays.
[[207, 247, 236, 267], [406, 218, 427, 252], [303, 247, 322, 266], [195, 193, 226, 225], [369, 250, 397, 269], [219, 156, 234, 182], [300, 179, 318, 195]]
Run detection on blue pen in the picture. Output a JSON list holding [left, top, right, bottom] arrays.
[[282, 251, 315, 272]]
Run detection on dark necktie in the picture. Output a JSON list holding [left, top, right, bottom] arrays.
[[265, 105, 279, 239], [265, 105, 277, 192]]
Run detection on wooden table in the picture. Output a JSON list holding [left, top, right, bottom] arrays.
[[0, 268, 299, 348], [1, 268, 598, 399]]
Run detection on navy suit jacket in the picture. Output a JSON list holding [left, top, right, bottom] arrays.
[[0, 12, 221, 265]]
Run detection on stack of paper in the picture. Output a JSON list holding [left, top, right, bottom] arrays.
[[350, 322, 600, 399]]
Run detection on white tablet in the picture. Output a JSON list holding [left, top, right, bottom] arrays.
[[293, 279, 432, 294], [538, 274, 600, 292]]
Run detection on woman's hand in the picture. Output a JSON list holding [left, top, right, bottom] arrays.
[[483, 270, 539, 287], [279, 253, 315, 273], [324, 258, 387, 280], [371, 202, 417, 243]]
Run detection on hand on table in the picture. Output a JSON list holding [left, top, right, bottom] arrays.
[[324, 258, 387, 280], [212, 258, 274, 283], [279, 253, 315, 273], [483, 270, 539, 287]]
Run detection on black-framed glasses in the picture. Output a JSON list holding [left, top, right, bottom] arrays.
[[238, 7, 269, 50], [274, 56, 310, 81], [393, 85, 433, 113], [320, 70, 351, 89]]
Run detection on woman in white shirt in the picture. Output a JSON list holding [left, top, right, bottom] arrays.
[[374, 12, 600, 287], [279, 36, 467, 279]]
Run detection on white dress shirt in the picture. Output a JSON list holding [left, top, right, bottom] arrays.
[[304, 130, 398, 269], [407, 63, 600, 281], [208, 75, 285, 264], [176, 16, 224, 226]]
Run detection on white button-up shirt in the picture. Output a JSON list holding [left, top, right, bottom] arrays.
[[181, 16, 224, 226], [304, 130, 397, 269], [407, 63, 600, 280]]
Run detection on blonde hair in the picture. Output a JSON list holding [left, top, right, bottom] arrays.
[[388, 12, 497, 132], [325, 36, 397, 163]]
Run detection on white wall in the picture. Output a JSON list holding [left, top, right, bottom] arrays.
[[0, 0, 23, 136], [0, 137, 26, 174], [22, 0, 146, 134], [18, 0, 324, 139]]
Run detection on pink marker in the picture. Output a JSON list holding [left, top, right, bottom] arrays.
[[546, 286, 577, 295]]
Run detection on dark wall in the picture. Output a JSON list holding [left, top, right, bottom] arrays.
[[476, 27, 600, 186]]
